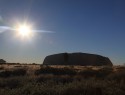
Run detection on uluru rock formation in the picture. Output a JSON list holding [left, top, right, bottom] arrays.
[[43, 52, 113, 66]]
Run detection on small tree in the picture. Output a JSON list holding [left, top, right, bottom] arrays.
[[0, 59, 6, 64]]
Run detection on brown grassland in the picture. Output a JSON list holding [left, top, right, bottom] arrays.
[[0, 64, 125, 95]]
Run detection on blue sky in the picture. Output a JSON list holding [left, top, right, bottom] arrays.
[[0, 0, 125, 64]]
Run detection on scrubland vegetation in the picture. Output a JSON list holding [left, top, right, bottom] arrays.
[[0, 64, 125, 95]]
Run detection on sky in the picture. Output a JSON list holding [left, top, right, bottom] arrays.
[[0, 0, 125, 65]]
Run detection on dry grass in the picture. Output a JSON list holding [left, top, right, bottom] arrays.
[[0, 64, 124, 74], [0, 64, 125, 95]]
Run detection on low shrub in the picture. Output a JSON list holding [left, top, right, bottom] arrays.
[[12, 68, 27, 76], [0, 70, 12, 77], [0, 78, 20, 89], [36, 75, 73, 84], [107, 70, 125, 81], [0, 68, 27, 77], [96, 66, 113, 78], [78, 66, 113, 78], [78, 68, 98, 78], [35, 66, 77, 76]]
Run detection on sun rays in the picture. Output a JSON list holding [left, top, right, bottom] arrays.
[[0, 20, 54, 41]]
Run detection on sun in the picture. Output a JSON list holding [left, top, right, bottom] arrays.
[[13, 22, 35, 40], [17, 24, 32, 37]]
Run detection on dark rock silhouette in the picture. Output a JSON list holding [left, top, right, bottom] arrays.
[[43, 52, 113, 66], [0, 59, 6, 64], [63, 53, 69, 63]]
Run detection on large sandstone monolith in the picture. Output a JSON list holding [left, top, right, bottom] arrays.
[[43, 52, 113, 66]]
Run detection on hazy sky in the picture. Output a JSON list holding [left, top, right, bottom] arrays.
[[0, 0, 125, 65]]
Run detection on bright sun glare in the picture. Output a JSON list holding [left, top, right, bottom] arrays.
[[18, 25, 31, 37], [15, 23, 34, 40]]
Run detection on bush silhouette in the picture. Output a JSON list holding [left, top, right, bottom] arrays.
[[0, 70, 12, 77], [35, 66, 76, 75], [12, 68, 27, 76], [0, 59, 6, 64], [78, 68, 98, 78], [0, 68, 27, 77]]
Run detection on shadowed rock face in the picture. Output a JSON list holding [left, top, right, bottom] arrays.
[[43, 53, 113, 66]]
